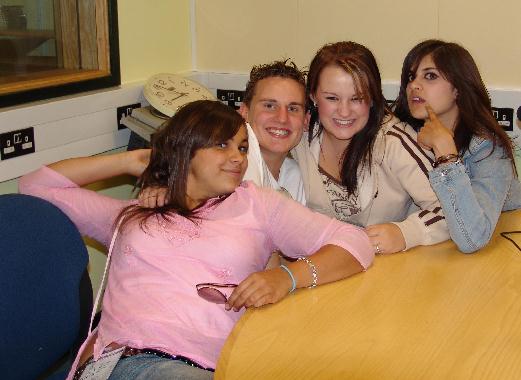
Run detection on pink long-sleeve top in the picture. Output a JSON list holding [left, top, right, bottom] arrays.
[[19, 166, 373, 372]]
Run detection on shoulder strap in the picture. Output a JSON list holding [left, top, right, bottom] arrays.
[[88, 219, 122, 333]]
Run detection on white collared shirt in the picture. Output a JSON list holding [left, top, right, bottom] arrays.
[[243, 122, 306, 205]]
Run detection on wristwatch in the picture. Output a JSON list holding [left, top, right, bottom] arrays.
[[143, 73, 216, 117]]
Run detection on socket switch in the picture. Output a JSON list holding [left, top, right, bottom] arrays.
[[217, 89, 245, 110], [117, 103, 142, 130], [492, 107, 514, 131], [0, 127, 35, 160]]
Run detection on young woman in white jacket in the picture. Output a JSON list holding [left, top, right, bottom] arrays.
[[292, 41, 449, 254]]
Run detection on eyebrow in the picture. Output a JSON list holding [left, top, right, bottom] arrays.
[[322, 90, 364, 97], [259, 98, 305, 106], [421, 66, 439, 71]]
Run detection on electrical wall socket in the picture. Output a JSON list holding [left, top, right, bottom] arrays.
[[216, 89, 245, 110], [117, 103, 141, 130], [0, 127, 35, 160], [492, 107, 514, 131]]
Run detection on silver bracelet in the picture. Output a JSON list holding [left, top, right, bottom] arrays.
[[433, 153, 461, 168], [297, 257, 318, 288]]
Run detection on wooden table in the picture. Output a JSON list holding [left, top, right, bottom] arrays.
[[215, 210, 521, 380]]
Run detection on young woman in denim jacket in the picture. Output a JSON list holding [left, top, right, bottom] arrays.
[[394, 39, 521, 253]]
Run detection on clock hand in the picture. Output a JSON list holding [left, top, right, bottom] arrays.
[[170, 92, 188, 101]]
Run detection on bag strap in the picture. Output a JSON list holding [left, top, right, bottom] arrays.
[[88, 219, 122, 333]]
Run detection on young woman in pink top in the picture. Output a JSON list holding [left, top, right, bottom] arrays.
[[19, 100, 373, 380]]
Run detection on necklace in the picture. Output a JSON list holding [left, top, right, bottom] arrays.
[[319, 137, 347, 179]]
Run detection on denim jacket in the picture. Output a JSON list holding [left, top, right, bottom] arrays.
[[429, 136, 521, 253]]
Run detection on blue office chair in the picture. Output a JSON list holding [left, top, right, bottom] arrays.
[[0, 193, 93, 380]]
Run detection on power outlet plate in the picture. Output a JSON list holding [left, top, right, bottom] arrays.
[[0, 127, 35, 160], [117, 103, 142, 130], [217, 89, 245, 110], [492, 107, 514, 131]]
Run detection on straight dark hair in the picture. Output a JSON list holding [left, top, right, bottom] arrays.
[[307, 41, 390, 195], [394, 39, 514, 165], [117, 100, 245, 230]]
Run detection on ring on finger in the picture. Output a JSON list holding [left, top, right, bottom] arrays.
[[375, 244, 382, 254]]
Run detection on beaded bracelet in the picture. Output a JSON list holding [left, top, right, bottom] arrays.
[[279, 264, 296, 293], [298, 257, 318, 288], [433, 153, 461, 168]]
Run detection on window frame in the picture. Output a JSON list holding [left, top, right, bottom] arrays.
[[0, 0, 120, 109]]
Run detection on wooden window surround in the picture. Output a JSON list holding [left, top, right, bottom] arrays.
[[0, 0, 120, 108]]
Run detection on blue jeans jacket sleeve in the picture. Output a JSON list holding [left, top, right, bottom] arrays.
[[428, 140, 513, 253]]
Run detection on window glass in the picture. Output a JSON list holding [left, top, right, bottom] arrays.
[[0, 0, 119, 107]]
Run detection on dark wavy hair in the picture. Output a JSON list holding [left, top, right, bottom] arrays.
[[394, 39, 514, 165], [243, 59, 306, 106], [118, 100, 245, 230], [307, 41, 390, 195]]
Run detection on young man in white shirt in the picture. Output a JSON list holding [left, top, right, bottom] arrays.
[[140, 61, 309, 208], [239, 60, 309, 204]]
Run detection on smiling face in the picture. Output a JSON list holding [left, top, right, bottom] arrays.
[[186, 125, 248, 206], [406, 54, 459, 129], [312, 65, 371, 145], [239, 77, 307, 162]]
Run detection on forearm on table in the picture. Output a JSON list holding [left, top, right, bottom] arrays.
[[285, 244, 364, 289], [430, 163, 508, 252], [394, 208, 449, 249], [434, 186, 494, 252]]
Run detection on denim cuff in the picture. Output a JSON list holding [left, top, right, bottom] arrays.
[[429, 161, 466, 185]]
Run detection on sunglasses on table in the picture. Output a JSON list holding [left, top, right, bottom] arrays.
[[196, 283, 238, 304]]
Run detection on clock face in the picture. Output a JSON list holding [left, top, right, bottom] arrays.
[[143, 73, 216, 117]]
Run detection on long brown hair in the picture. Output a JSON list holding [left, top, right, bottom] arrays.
[[307, 41, 390, 195], [394, 39, 514, 164], [118, 100, 245, 230]]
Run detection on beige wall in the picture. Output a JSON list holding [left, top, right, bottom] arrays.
[[195, 0, 521, 88], [118, 0, 192, 83], [438, 0, 520, 87]]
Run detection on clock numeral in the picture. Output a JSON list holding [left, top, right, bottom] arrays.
[[155, 91, 164, 98], [154, 84, 176, 91]]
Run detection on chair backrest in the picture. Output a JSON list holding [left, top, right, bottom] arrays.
[[0, 193, 93, 380]]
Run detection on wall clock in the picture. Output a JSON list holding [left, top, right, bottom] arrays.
[[143, 73, 215, 117]]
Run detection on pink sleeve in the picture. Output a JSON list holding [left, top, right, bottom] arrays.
[[19, 166, 133, 247], [252, 185, 374, 269]]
